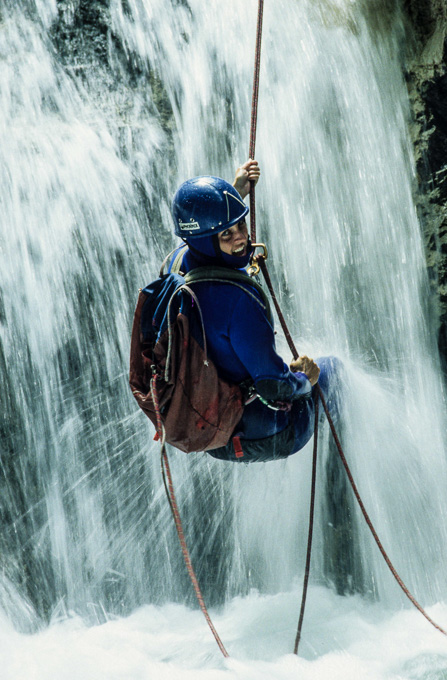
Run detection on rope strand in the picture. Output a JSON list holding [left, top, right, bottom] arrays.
[[294, 394, 320, 654], [246, 0, 447, 648], [160, 448, 230, 657], [153, 371, 229, 656], [317, 386, 447, 638], [258, 257, 299, 360], [156, 0, 447, 661], [249, 0, 264, 241]]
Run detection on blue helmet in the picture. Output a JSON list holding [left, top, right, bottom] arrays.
[[171, 176, 249, 238]]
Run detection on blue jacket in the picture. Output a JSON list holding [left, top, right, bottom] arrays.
[[169, 245, 311, 440]]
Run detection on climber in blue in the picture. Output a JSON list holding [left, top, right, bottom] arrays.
[[169, 160, 342, 462]]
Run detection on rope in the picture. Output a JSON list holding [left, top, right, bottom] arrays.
[[317, 386, 447, 638], [151, 374, 230, 658], [246, 0, 447, 650], [294, 394, 320, 654], [257, 257, 298, 360], [248, 0, 320, 652], [153, 0, 447, 661], [160, 449, 230, 657], [150, 3, 267, 656], [249, 0, 264, 242]]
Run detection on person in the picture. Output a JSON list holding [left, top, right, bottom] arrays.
[[168, 160, 342, 462]]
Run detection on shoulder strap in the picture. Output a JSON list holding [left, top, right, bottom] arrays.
[[160, 244, 188, 276], [163, 282, 208, 382], [183, 266, 273, 324]]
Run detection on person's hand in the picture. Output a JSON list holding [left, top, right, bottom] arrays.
[[290, 355, 320, 386], [233, 159, 260, 199]]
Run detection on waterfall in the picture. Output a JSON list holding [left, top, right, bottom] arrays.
[[1, 0, 447, 663]]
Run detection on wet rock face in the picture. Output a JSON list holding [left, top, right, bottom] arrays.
[[404, 0, 447, 61], [422, 74, 447, 365], [51, 0, 111, 66], [404, 0, 447, 369]]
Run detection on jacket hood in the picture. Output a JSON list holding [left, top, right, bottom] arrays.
[[185, 233, 254, 269]]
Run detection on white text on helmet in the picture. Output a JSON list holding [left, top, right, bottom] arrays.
[[178, 220, 200, 231]]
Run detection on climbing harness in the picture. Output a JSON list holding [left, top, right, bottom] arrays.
[[153, 0, 447, 660]]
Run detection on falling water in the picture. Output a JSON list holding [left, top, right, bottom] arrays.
[[1, 0, 447, 676]]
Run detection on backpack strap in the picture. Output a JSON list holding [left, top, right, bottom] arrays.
[[183, 266, 273, 324], [160, 250, 270, 317], [160, 244, 188, 276], [163, 282, 208, 382]]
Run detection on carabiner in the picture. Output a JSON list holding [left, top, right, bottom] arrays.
[[247, 242, 268, 276]]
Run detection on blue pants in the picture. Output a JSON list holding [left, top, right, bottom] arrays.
[[290, 356, 343, 455], [207, 356, 343, 463]]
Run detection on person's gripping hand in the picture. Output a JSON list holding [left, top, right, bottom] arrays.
[[233, 159, 260, 199], [290, 355, 320, 386]]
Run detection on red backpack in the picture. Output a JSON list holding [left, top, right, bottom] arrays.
[[129, 266, 271, 454]]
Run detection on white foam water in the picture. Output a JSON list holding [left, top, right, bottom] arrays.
[[1, 0, 447, 676], [2, 585, 447, 678]]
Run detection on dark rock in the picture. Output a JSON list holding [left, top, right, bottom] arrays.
[[404, 0, 447, 372]]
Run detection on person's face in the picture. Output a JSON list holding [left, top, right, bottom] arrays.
[[217, 220, 248, 257]]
